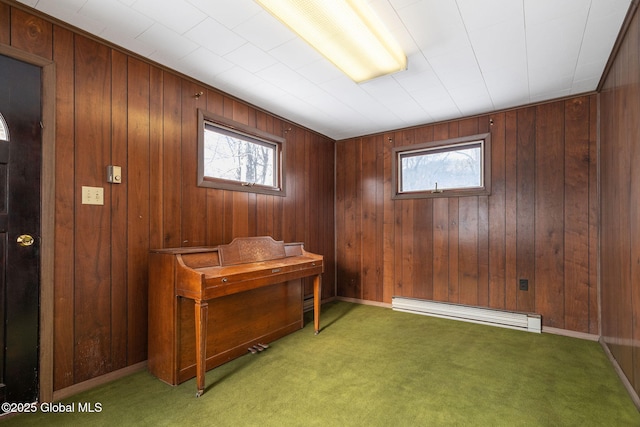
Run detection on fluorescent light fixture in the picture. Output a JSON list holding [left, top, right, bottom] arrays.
[[256, 0, 407, 83]]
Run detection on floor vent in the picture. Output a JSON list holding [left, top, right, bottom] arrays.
[[392, 297, 541, 333]]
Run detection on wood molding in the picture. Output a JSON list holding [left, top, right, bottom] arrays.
[[600, 339, 640, 411], [52, 362, 147, 402]]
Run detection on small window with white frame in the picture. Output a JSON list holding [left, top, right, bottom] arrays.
[[392, 133, 491, 199], [197, 110, 285, 196]]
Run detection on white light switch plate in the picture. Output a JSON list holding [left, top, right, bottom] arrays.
[[82, 186, 104, 205]]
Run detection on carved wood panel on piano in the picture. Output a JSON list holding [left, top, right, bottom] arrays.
[[148, 237, 323, 396]]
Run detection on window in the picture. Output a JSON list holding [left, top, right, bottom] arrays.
[[197, 110, 285, 196], [392, 133, 491, 199], [0, 113, 9, 141]]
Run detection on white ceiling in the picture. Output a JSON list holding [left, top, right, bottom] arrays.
[[16, 0, 631, 140]]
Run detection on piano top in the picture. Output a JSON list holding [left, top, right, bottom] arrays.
[[153, 237, 323, 300], [150, 237, 312, 268]]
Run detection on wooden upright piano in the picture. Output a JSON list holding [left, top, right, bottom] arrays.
[[148, 236, 323, 397]]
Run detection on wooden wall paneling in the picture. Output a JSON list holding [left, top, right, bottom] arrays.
[[587, 95, 598, 335], [431, 123, 450, 302], [599, 3, 640, 396], [304, 133, 321, 296], [396, 130, 415, 298], [599, 84, 612, 339], [477, 117, 491, 307], [382, 132, 395, 303], [295, 127, 308, 242], [206, 188, 225, 245], [412, 126, 434, 300], [343, 137, 361, 298], [361, 135, 378, 301], [563, 97, 591, 332], [504, 111, 518, 311], [447, 197, 460, 303], [0, 2, 9, 44], [515, 107, 536, 313], [161, 73, 182, 248], [457, 119, 480, 306], [335, 139, 346, 297], [149, 66, 164, 250], [535, 101, 565, 327], [447, 123, 460, 303], [52, 25, 75, 391], [10, 8, 52, 59], [73, 35, 112, 382], [232, 99, 250, 125], [221, 184, 234, 243], [110, 50, 128, 371], [232, 191, 250, 238], [614, 35, 634, 378], [488, 113, 507, 309], [412, 197, 433, 300], [373, 134, 386, 301], [397, 197, 413, 297], [629, 16, 640, 390], [432, 196, 449, 302], [600, 78, 622, 351], [322, 135, 335, 300], [281, 126, 298, 243], [127, 57, 151, 364], [458, 195, 478, 306], [181, 81, 207, 247]]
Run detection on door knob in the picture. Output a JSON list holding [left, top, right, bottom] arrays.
[[17, 234, 35, 247]]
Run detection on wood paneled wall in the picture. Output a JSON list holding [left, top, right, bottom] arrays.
[[336, 97, 598, 334], [600, 2, 640, 398], [1, 2, 335, 391]]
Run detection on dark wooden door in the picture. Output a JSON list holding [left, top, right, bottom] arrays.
[[0, 54, 41, 407]]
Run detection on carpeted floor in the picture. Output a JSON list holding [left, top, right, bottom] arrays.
[[3, 301, 639, 426]]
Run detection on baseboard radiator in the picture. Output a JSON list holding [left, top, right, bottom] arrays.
[[392, 297, 542, 333]]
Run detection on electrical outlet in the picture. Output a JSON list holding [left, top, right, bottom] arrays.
[[519, 279, 529, 291], [82, 186, 104, 205]]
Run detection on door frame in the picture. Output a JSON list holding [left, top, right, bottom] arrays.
[[0, 43, 55, 403]]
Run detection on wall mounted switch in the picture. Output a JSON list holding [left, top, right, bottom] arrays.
[[107, 165, 122, 183], [82, 186, 104, 205]]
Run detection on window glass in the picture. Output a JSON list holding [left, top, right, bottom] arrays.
[[392, 133, 490, 199], [400, 142, 482, 192], [203, 123, 276, 188]]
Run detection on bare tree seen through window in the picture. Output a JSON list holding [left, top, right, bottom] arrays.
[[401, 143, 482, 192], [203, 124, 275, 187]]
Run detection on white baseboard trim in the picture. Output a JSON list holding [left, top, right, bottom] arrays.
[[52, 361, 147, 402]]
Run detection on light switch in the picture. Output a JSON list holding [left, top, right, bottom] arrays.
[[82, 186, 104, 205]]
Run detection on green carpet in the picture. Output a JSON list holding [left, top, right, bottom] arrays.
[[3, 301, 639, 426]]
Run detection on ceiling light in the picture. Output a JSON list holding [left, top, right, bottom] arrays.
[[256, 0, 407, 83]]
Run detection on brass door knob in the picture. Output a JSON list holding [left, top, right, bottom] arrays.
[[17, 234, 35, 247]]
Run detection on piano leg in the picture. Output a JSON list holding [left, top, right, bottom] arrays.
[[194, 300, 209, 397], [313, 274, 322, 335]]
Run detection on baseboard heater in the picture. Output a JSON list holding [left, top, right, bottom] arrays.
[[392, 297, 542, 333]]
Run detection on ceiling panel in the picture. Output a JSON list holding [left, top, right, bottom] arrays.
[[16, 0, 632, 140]]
